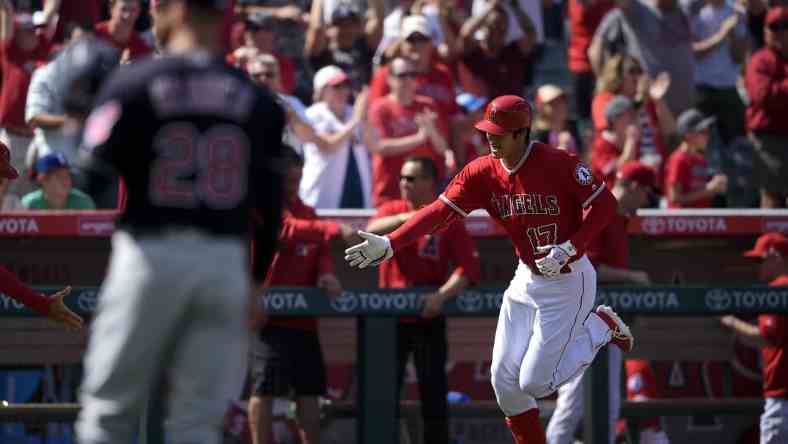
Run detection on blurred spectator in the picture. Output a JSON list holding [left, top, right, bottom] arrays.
[[248, 146, 347, 444], [621, 359, 671, 443], [376, 0, 449, 61], [305, 0, 383, 92], [52, 0, 102, 42], [236, 0, 313, 103], [591, 95, 640, 189], [300, 65, 372, 209], [0, 0, 57, 194], [247, 54, 325, 153], [368, 57, 450, 206], [369, 15, 459, 119], [745, 0, 769, 49], [228, 10, 296, 94], [592, 55, 675, 181], [0, 142, 21, 210], [455, 0, 536, 98], [589, 0, 696, 115], [366, 155, 481, 444], [685, 0, 748, 146], [567, 0, 616, 121], [546, 161, 656, 444], [665, 108, 728, 208], [531, 84, 581, 155], [94, 0, 152, 62], [21, 151, 95, 210], [745, 6, 788, 208], [719, 232, 788, 444], [454, 92, 488, 167], [471, 0, 545, 51]]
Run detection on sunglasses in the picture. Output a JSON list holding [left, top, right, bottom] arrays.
[[769, 21, 788, 31], [392, 71, 418, 79], [405, 35, 431, 44], [400, 174, 426, 183]]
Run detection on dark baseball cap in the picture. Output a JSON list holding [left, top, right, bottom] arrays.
[[245, 11, 277, 29], [744, 232, 788, 258], [677, 108, 715, 138], [35, 152, 69, 175], [331, 4, 361, 24], [604, 95, 634, 126]]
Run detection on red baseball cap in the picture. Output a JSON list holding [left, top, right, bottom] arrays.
[[617, 161, 656, 189], [0, 142, 18, 180], [475, 95, 533, 136], [766, 6, 788, 27], [744, 232, 788, 258]]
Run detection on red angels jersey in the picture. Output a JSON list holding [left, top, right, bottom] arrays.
[[439, 141, 607, 273]]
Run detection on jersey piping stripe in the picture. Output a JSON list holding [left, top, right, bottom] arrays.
[[499, 141, 535, 175], [581, 183, 606, 208], [549, 270, 586, 393], [439, 194, 469, 217]]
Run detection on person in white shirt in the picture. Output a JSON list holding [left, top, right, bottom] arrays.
[[300, 65, 372, 208]]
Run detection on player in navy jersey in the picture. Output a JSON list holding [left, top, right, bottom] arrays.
[[74, 1, 286, 443]]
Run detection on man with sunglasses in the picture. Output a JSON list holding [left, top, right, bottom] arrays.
[[719, 232, 788, 444], [366, 155, 480, 444], [0, 141, 82, 330], [745, 6, 788, 209], [228, 10, 296, 94], [346, 94, 631, 444]]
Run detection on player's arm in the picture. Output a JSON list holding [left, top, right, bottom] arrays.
[[422, 224, 480, 318], [595, 264, 650, 285], [719, 315, 766, 348], [0, 266, 82, 330]]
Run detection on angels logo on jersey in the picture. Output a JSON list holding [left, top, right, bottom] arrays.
[[574, 163, 594, 186]]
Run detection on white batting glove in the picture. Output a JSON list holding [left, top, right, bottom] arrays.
[[535, 240, 577, 278], [344, 231, 394, 269]]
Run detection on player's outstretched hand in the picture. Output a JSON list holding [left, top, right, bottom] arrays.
[[47, 286, 84, 331], [344, 231, 393, 269], [535, 241, 577, 278]]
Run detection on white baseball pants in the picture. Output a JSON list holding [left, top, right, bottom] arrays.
[[491, 256, 612, 417]]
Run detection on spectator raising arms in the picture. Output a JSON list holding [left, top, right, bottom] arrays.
[[745, 6, 788, 209], [0, 0, 57, 194], [368, 57, 450, 206], [305, 0, 383, 93], [94, 0, 152, 62], [665, 109, 728, 208], [455, 0, 536, 98], [300, 65, 372, 209], [228, 11, 296, 94]]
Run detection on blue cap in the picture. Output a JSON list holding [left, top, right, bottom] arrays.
[[456, 93, 488, 113], [35, 152, 69, 175]]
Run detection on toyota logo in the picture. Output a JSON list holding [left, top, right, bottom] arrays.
[[77, 290, 99, 313], [705, 289, 731, 311], [457, 291, 484, 313], [331, 292, 358, 313], [641, 217, 665, 235]]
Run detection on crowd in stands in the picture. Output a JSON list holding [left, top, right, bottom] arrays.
[[0, 0, 786, 215]]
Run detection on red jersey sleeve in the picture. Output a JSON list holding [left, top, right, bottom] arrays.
[[759, 315, 787, 348], [439, 159, 487, 216], [0, 265, 50, 315], [590, 135, 619, 178], [368, 98, 392, 138], [563, 155, 608, 208], [665, 152, 690, 189], [561, 154, 617, 249], [446, 223, 481, 285]]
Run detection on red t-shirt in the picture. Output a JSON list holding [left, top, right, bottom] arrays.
[[94, 21, 153, 61], [567, 0, 616, 74], [369, 63, 459, 118], [759, 275, 788, 398], [0, 35, 52, 132], [439, 142, 609, 273], [744, 46, 788, 134], [375, 199, 481, 323], [368, 95, 448, 206], [625, 359, 663, 430], [664, 149, 711, 209], [590, 131, 623, 190], [586, 212, 629, 270], [264, 199, 336, 332]]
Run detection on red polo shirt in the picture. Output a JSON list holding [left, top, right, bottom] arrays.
[[745, 46, 788, 134], [374, 199, 480, 323], [0, 33, 52, 133], [265, 199, 337, 332], [664, 149, 712, 209], [759, 275, 788, 399]]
